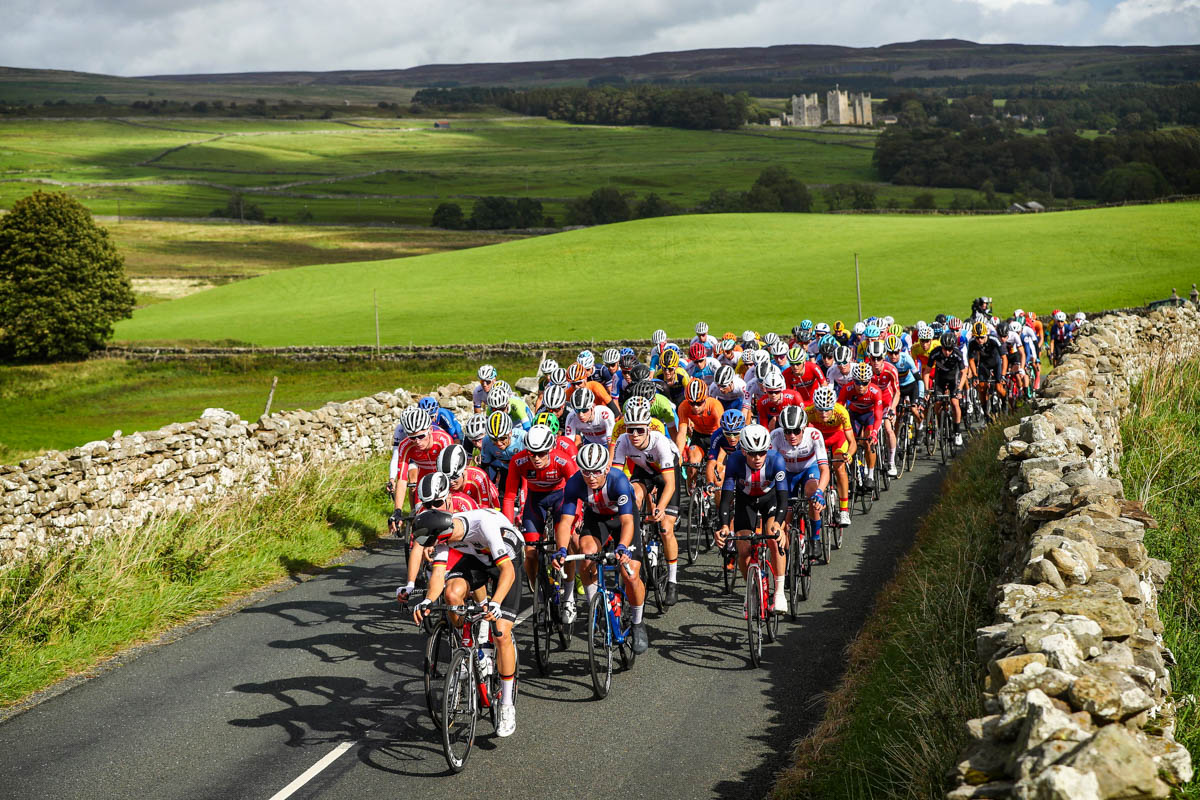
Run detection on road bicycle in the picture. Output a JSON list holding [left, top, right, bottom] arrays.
[[559, 551, 636, 699], [928, 392, 958, 464], [683, 463, 715, 564], [850, 431, 879, 514], [529, 538, 574, 675], [728, 532, 781, 668], [784, 497, 812, 618], [894, 399, 918, 475], [874, 423, 891, 492], [638, 491, 668, 614]]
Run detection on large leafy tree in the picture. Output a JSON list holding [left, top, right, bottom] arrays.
[[0, 191, 135, 361]]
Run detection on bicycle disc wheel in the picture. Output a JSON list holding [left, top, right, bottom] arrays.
[[441, 648, 477, 774], [532, 568, 552, 675], [424, 620, 452, 724], [685, 491, 700, 565], [586, 593, 613, 699], [745, 564, 763, 667]]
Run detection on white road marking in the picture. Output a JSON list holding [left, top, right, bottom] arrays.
[[267, 740, 355, 800]]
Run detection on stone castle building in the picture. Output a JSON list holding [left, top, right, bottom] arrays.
[[783, 86, 872, 127]]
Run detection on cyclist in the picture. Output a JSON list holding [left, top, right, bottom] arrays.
[[567, 362, 621, 417], [597, 348, 622, 394], [756, 369, 803, 431], [686, 341, 722, 383], [502, 424, 578, 590], [832, 320, 851, 347], [410, 506, 523, 737], [784, 345, 827, 405], [827, 345, 857, 393], [553, 444, 650, 653], [675, 379, 725, 494], [806, 385, 856, 527], [997, 320, 1027, 401], [767, 340, 791, 374], [865, 340, 900, 477], [654, 348, 691, 407], [481, 411, 525, 489], [714, 424, 789, 612], [618, 363, 654, 405], [1048, 310, 1071, 365], [439, 443, 499, 509], [789, 319, 814, 349], [887, 333, 924, 429], [716, 338, 742, 371], [837, 363, 884, 486], [534, 383, 569, 433], [1014, 311, 1040, 397], [397, 472, 480, 607], [462, 413, 488, 463], [690, 320, 718, 355], [771, 407, 830, 608], [612, 398, 683, 606], [473, 365, 498, 413], [564, 386, 616, 447], [418, 396, 463, 443], [487, 382, 533, 432], [931, 331, 969, 446], [911, 325, 939, 391], [709, 364, 749, 421], [706, 409, 746, 520], [628, 380, 679, 438], [390, 406, 454, 529]]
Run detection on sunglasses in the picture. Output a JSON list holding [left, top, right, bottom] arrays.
[[627, 427, 648, 435], [745, 450, 767, 457], [410, 431, 430, 440], [582, 468, 607, 477], [854, 380, 871, 386], [766, 389, 781, 396]]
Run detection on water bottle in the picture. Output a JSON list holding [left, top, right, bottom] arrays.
[[477, 643, 494, 678], [645, 540, 658, 568], [609, 593, 622, 620]]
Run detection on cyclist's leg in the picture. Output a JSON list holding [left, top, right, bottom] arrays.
[[520, 492, 547, 587], [884, 411, 897, 473], [659, 466, 682, 597]]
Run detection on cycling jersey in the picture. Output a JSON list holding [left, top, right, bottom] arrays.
[[506, 396, 533, 431], [689, 334, 719, 355], [744, 372, 763, 405], [612, 416, 667, 440], [572, 380, 615, 409], [458, 465, 499, 508], [502, 449, 578, 521], [967, 338, 1004, 373], [561, 468, 638, 519], [706, 431, 741, 461], [837, 384, 884, 429], [416, 492, 478, 516], [889, 352, 919, 386], [910, 341, 939, 374], [431, 508, 523, 570], [472, 384, 492, 412], [784, 361, 826, 405], [678, 396, 725, 436], [756, 388, 803, 430], [721, 450, 788, 498], [648, 393, 679, 430], [612, 429, 679, 474], [392, 428, 454, 481], [930, 346, 968, 387], [654, 370, 690, 407], [708, 374, 747, 411], [826, 364, 856, 392], [769, 426, 828, 473], [869, 360, 900, 406], [686, 356, 722, 383], [564, 405, 616, 445], [805, 403, 853, 450], [480, 428, 525, 477]]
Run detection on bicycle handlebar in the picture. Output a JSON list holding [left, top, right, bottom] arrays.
[[557, 551, 635, 577], [422, 601, 518, 622]]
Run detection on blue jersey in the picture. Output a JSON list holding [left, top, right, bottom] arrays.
[[561, 468, 637, 518], [722, 450, 788, 498], [481, 428, 525, 472], [706, 431, 741, 461], [434, 408, 462, 442], [891, 352, 920, 386]]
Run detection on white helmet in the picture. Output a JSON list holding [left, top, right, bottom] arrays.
[[695, 321, 709, 335], [763, 332, 780, 347], [1054, 311, 1067, 322], [464, 413, 488, 441], [577, 351, 595, 369], [569, 387, 593, 412], [401, 406, 432, 435], [547, 367, 568, 386], [916, 320, 927, 330], [740, 424, 771, 454], [814, 322, 830, 335], [853, 322, 866, 336], [539, 358, 559, 375], [486, 384, 512, 411], [623, 397, 652, 426], [577, 443, 609, 472], [541, 383, 567, 410], [715, 365, 735, 386], [753, 349, 770, 365], [762, 369, 786, 391], [768, 341, 788, 358], [742, 330, 756, 343], [1074, 312, 1086, 322], [741, 350, 757, 365], [602, 348, 620, 365], [813, 385, 837, 411], [755, 360, 774, 381], [526, 424, 556, 454], [651, 329, 667, 345], [1013, 308, 1025, 320], [882, 315, 895, 328], [417, 472, 452, 504], [477, 364, 497, 381], [437, 444, 469, 480]]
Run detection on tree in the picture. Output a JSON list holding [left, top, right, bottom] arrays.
[[0, 191, 135, 361], [565, 187, 632, 225], [751, 166, 812, 212], [632, 193, 678, 219], [1096, 162, 1170, 202], [469, 196, 520, 229], [911, 192, 937, 210], [431, 202, 465, 229]]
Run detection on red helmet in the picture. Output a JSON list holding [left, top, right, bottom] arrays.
[[688, 342, 706, 362]]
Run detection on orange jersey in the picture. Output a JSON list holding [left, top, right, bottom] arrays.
[[582, 380, 613, 407], [678, 396, 725, 436]]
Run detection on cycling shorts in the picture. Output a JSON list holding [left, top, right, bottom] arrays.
[[630, 465, 681, 517], [687, 431, 713, 455], [721, 396, 745, 412], [444, 551, 524, 616], [899, 381, 920, 405], [850, 410, 877, 438], [579, 509, 643, 561], [521, 489, 566, 541], [733, 491, 777, 533], [785, 463, 823, 497], [975, 363, 1002, 384]]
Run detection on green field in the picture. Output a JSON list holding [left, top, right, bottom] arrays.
[[0, 116, 967, 225], [113, 203, 1200, 346]]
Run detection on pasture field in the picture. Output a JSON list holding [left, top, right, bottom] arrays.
[[113, 203, 1200, 347], [1, 116, 964, 225]]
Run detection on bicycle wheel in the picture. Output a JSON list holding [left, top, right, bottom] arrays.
[[615, 588, 636, 670], [644, 525, 665, 614], [876, 436, 890, 491], [857, 456, 874, 515], [786, 524, 804, 615], [554, 568, 575, 650], [701, 492, 715, 551], [586, 592, 613, 699], [871, 458, 881, 501], [532, 568, 553, 675], [745, 564, 763, 668], [424, 619, 453, 725], [685, 489, 701, 565], [938, 410, 950, 465], [825, 487, 843, 550], [722, 543, 738, 594], [894, 416, 908, 477], [765, 565, 780, 643], [441, 648, 477, 774], [905, 417, 919, 472]]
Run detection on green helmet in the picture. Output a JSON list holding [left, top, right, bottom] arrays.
[[533, 410, 561, 434]]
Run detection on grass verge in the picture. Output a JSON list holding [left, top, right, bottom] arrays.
[[1120, 358, 1200, 797], [0, 455, 391, 707], [773, 421, 1009, 800]]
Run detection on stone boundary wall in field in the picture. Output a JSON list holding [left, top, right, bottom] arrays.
[[0, 377, 505, 567], [947, 307, 1197, 800]]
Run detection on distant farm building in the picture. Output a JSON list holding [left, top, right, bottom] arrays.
[[433, 120, 451, 129]]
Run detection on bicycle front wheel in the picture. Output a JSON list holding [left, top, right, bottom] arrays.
[[586, 593, 613, 699], [424, 620, 452, 725], [441, 648, 477, 773], [685, 490, 701, 565], [532, 567, 553, 675], [745, 564, 763, 668]]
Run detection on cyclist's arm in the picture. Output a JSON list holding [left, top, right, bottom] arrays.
[[501, 465, 522, 522], [424, 560, 448, 605]]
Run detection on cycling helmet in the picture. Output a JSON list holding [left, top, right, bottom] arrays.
[[740, 424, 771, 454], [1054, 311, 1067, 322], [1027, 311, 1038, 321], [813, 385, 837, 412], [754, 360, 774, 381], [1013, 308, 1025, 321], [742, 330, 756, 345], [935, 313, 949, 325], [889, 323, 903, 337], [686, 379, 707, 403], [689, 342, 706, 362], [602, 348, 620, 366], [695, 321, 709, 335], [866, 340, 887, 358], [741, 350, 757, 366], [577, 351, 595, 369], [539, 358, 558, 375], [542, 383, 567, 410], [791, 324, 804, 339], [787, 346, 806, 365], [852, 322, 866, 336], [853, 363, 874, 382], [486, 384, 512, 411], [779, 405, 807, 432], [940, 331, 958, 349], [547, 367, 568, 387], [931, 321, 945, 337], [762, 369, 786, 391], [947, 316, 963, 332], [464, 413, 488, 441], [720, 409, 745, 435], [412, 508, 454, 546], [620, 351, 638, 370], [566, 363, 587, 383], [864, 324, 881, 339], [631, 380, 658, 402], [918, 325, 933, 341], [818, 337, 838, 358], [402, 406, 433, 435], [834, 345, 854, 365], [720, 338, 737, 353], [630, 364, 652, 383], [971, 321, 988, 338], [418, 397, 441, 419], [623, 397, 652, 426], [722, 331, 737, 341], [769, 341, 788, 358], [764, 332, 781, 347], [715, 365, 735, 387], [797, 320, 814, 342], [487, 410, 513, 439], [651, 329, 667, 345], [990, 315, 1001, 327], [754, 349, 770, 365], [996, 321, 1009, 338], [885, 335, 901, 353], [533, 411, 561, 434], [815, 322, 831, 336], [866, 316, 879, 327], [417, 472, 452, 505], [437, 444, 469, 481], [1074, 312, 1086, 322], [526, 424, 556, 454], [661, 349, 681, 370], [477, 364, 497, 382], [882, 315, 895, 328], [569, 387, 593, 412], [577, 443, 609, 473]]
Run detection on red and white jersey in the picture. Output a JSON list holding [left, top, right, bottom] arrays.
[[431, 508, 523, 569], [394, 428, 454, 480], [459, 465, 499, 508], [416, 491, 478, 516], [564, 406, 616, 446], [755, 388, 803, 430], [769, 426, 828, 473], [502, 449, 578, 521], [870, 361, 900, 406], [826, 364, 856, 391], [784, 361, 826, 405]]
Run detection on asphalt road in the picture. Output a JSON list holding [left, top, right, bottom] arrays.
[[0, 457, 947, 800]]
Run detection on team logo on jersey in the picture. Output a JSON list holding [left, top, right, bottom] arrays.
[[774, 471, 786, 482], [618, 494, 629, 506]]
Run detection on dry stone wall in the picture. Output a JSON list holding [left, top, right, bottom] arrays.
[[0, 379, 494, 567], [948, 307, 1198, 800]]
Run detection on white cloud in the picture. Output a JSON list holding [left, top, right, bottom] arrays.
[[1100, 0, 1200, 42]]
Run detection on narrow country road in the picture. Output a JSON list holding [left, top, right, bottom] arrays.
[[0, 458, 947, 800]]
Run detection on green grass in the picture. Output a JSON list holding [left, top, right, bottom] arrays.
[[0, 456, 392, 706], [773, 421, 1009, 799], [1120, 358, 1200, 797], [0, 354, 561, 463], [113, 202, 1200, 346]]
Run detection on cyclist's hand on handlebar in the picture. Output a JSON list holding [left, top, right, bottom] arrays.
[[615, 543, 631, 563], [484, 599, 502, 622], [388, 508, 405, 533], [650, 505, 665, 522], [395, 582, 414, 606], [552, 547, 568, 571], [715, 525, 730, 547], [411, 598, 433, 627]]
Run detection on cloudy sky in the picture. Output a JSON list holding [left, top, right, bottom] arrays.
[[4, 0, 1199, 76]]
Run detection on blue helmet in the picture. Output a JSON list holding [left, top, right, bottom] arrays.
[[931, 322, 945, 337], [818, 333, 837, 351], [799, 319, 814, 331], [620, 347, 634, 357], [866, 316, 879, 326], [418, 397, 440, 418], [864, 324, 881, 338], [720, 409, 746, 435]]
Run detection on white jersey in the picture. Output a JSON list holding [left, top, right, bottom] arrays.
[[689, 334, 718, 354], [769, 426, 828, 473], [472, 384, 490, 410], [708, 374, 747, 406], [744, 372, 764, 405], [564, 405, 616, 445], [613, 430, 679, 474], [432, 508, 523, 568], [1020, 323, 1038, 347], [717, 352, 741, 370], [826, 364, 856, 391]]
